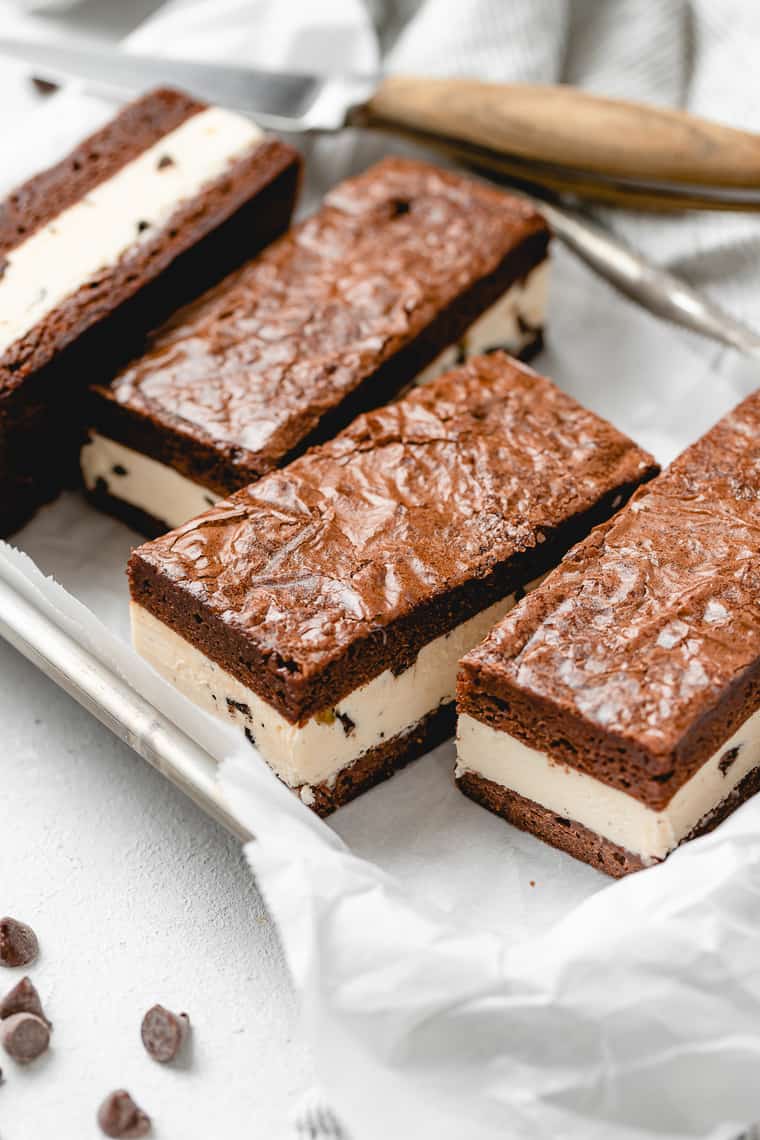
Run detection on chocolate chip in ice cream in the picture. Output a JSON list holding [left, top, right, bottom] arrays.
[[97, 1090, 152, 1138], [141, 1004, 190, 1063], [0, 976, 51, 1027], [1, 1012, 50, 1063], [0, 918, 39, 968]]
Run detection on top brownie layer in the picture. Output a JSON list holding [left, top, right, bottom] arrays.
[[459, 390, 760, 810], [129, 353, 657, 723], [94, 158, 550, 495]]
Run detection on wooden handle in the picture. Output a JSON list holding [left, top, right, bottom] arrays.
[[362, 76, 760, 191]]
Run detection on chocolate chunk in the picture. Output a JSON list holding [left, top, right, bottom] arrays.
[[0, 977, 50, 1027], [157, 154, 174, 170], [98, 1090, 152, 1138], [136, 220, 151, 234], [1, 1013, 50, 1063], [140, 1004, 189, 1063], [0, 918, 39, 968]]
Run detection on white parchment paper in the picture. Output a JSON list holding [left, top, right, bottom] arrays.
[[3, 57, 760, 1140]]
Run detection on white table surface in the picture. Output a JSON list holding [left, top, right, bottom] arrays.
[[0, 4, 314, 1138]]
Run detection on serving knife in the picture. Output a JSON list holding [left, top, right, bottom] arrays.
[[5, 35, 760, 212], [3, 34, 760, 356]]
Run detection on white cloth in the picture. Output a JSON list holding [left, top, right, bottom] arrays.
[[3, 3, 760, 1139]]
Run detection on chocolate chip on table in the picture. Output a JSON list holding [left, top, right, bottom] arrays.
[[1, 1012, 50, 1064], [0, 918, 39, 968], [97, 1090, 152, 1138], [141, 1004, 190, 1063], [31, 77, 59, 96], [0, 976, 51, 1027]]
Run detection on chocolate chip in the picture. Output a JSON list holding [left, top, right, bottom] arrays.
[[111, 464, 128, 477], [157, 154, 174, 170], [0, 918, 39, 968], [0, 255, 7, 281], [226, 698, 251, 719], [136, 220, 151, 234], [31, 77, 59, 96], [98, 1090, 152, 1138], [0, 977, 50, 1027], [719, 746, 740, 776], [336, 710, 355, 737], [140, 1004, 189, 1063], [1, 1013, 50, 1063]]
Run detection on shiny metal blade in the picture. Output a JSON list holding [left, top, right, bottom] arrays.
[[538, 199, 760, 357], [0, 36, 377, 131]]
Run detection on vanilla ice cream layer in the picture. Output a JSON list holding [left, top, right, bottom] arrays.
[[84, 261, 549, 530], [131, 584, 540, 795], [415, 259, 548, 385], [81, 434, 218, 529], [456, 708, 760, 864], [0, 106, 264, 359]]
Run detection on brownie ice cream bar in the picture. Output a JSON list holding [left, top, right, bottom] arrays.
[[0, 87, 301, 535], [457, 390, 760, 876], [128, 353, 656, 814], [83, 158, 550, 536]]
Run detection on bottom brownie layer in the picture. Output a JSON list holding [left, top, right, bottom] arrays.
[[293, 703, 456, 817], [457, 770, 646, 876], [458, 759, 760, 877], [84, 482, 173, 540]]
